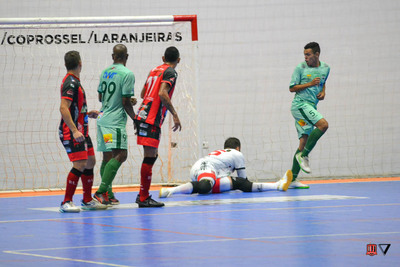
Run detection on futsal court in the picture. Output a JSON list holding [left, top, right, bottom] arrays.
[[1, 178, 399, 267]]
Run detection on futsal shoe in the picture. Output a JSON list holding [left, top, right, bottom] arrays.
[[59, 201, 81, 213], [81, 199, 108, 210], [93, 192, 111, 206], [277, 170, 293, 191], [159, 188, 173, 198], [289, 180, 310, 189], [295, 152, 311, 173], [137, 195, 165, 208], [109, 197, 120, 205]]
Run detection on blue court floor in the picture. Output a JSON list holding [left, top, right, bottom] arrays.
[[1, 181, 399, 267]]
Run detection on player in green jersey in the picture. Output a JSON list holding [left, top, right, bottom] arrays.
[[288, 42, 330, 189], [94, 44, 136, 205]]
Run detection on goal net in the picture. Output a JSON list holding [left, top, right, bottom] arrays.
[[0, 15, 200, 191]]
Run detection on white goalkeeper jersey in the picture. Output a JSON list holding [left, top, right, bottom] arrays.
[[191, 148, 246, 179]]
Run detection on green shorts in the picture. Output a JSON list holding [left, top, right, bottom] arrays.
[[291, 100, 323, 139], [97, 125, 128, 152]]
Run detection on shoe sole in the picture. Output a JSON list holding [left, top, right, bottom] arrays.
[[289, 186, 310, 189], [138, 204, 165, 208], [59, 209, 80, 213], [295, 153, 311, 174], [281, 170, 293, 191]]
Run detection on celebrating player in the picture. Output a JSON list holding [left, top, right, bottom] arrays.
[[134, 46, 181, 207], [288, 42, 330, 188], [58, 51, 107, 212], [159, 137, 292, 198], [94, 44, 136, 205]]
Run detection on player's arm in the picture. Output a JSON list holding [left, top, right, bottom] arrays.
[[290, 78, 320, 93], [59, 98, 85, 142], [317, 84, 326, 100], [159, 82, 181, 131], [122, 97, 136, 121]]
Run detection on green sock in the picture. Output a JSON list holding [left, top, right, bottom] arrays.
[[302, 128, 324, 157], [100, 160, 114, 198], [97, 158, 121, 194], [100, 161, 107, 178], [292, 149, 301, 181]]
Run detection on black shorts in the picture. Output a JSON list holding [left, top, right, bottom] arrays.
[[60, 135, 94, 161], [136, 121, 161, 148]]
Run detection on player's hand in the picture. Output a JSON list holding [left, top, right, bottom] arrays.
[[172, 114, 182, 132], [130, 97, 137, 106], [73, 130, 85, 143], [311, 77, 321, 86], [87, 110, 100, 119], [317, 91, 325, 100]]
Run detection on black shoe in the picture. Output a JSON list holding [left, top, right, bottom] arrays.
[[93, 192, 111, 206], [135, 194, 140, 204], [137, 195, 165, 208]]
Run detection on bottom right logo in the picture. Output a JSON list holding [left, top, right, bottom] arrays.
[[366, 243, 391, 256]]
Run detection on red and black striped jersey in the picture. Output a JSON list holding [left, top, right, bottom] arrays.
[[58, 73, 89, 140], [135, 64, 177, 127]]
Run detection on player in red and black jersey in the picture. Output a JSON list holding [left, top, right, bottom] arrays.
[[134, 46, 181, 207], [58, 51, 106, 212]]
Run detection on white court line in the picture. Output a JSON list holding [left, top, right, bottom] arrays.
[[29, 194, 368, 213], [3, 250, 132, 267]]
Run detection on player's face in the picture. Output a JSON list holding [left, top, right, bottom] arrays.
[[304, 49, 319, 67]]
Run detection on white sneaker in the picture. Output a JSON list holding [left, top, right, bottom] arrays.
[[81, 199, 108, 211], [295, 152, 311, 173], [289, 180, 310, 189], [159, 188, 173, 198], [277, 170, 293, 191], [60, 201, 81, 213]]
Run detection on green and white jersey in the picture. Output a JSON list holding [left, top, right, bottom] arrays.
[[97, 63, 135, 127], [290, 61, 330, 106]]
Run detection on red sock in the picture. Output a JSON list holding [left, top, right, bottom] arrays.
[[63, 168, 82, 203], [140, 163, 152, 201], [81, 169, 94, 203]]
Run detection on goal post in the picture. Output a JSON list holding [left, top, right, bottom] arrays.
[[0, 15, 200, 191]]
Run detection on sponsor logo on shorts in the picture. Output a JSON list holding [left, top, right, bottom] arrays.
[[139, 130, 148, 136], [298, 119, 307, 127], [66, 147, 71, 153], [140, 123, 148, 128], [103, 133, 113, 143]]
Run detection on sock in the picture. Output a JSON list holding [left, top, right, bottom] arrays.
[[100, 161, 114, 199], [292, 149, 301, 181], [252, 182, 278, 192], [81, 169, 94, 203], [63, 168, 82, 203], [97, 158, 121, 194], [170, 182, 194, 195], [302, 128, 324, 157], [140, 157, 157, 202]]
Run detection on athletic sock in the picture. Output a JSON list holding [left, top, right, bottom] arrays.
[[97, 158, 121, 194], [302, 128, 324, 157], [252, 182, 278, 192], [63, 168, 82, 203], [140, 157, 157, 202], [292, 149, 301, 181], [170, 182, 194, 195], [100, 160, 114, 199], [81, 169, 94, 203]]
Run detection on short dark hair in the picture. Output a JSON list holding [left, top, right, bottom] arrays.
[[64, 51, 81, 71], [304, 42, 320, 54], [164, 46, 180, 63], [224, 137, 241, 150], [113, 44, 128, 61]]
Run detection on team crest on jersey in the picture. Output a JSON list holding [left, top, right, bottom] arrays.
[[103, 134, 113, 143], [298, 119, 307, 127]]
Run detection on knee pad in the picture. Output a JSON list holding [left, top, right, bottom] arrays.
[[231, 176, 253, 192], [191, 179, 212, 194]]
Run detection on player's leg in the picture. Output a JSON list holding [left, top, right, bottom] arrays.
[[136, 123, 164, 207], [59, 136, 88, 212], [80, 151, 107, 211], [301, 118, 328, 158]]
